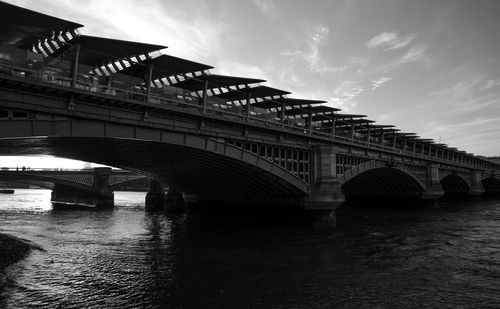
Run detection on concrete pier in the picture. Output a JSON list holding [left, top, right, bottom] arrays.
[[145, 179, 166, 212]]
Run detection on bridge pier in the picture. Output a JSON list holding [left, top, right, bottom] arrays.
[[468, 171, 485, 201], [145, 180, 186, 213], [145, 179, 166, 212], [421, 164, 444, 207], [51, 167, 114, 209], [164, 186, 185, 213], [304, 146, 346, 228]]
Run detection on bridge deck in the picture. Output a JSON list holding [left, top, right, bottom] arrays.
[[0, 58, 498, 173]]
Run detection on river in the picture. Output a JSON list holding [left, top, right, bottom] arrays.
[[1, 189, 500, 308]]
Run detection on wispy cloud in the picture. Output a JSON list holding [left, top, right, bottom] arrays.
[[305, 25, 330, 70], [277, 24, 343, 74], [376, 45, 429, 73], [367, 31, 416, 50], [215, 59, 266, 79], [482, 79, 500, 90], [329, 80, 364, 110], [399, 45, 427, 63], [252, 0, 279, 19], [372, 77, 392, 90]]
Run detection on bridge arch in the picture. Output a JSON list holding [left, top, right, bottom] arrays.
[[0, 134, 309, 198], [440, 174, 471, 195], [481, 176, 500, 194], [339, 160, 426, 198]]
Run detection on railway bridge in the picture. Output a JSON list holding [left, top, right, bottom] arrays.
[[0, 168, 145, 207], [0, 2, 499, 225]]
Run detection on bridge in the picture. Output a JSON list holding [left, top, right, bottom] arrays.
[[0, 2, 499, 225], [0, 168, 146, 207]]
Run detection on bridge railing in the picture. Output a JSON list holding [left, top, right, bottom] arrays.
[[1, 58, 498, 172]]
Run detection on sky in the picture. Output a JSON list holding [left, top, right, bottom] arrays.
[[2, 0, 500, 168]]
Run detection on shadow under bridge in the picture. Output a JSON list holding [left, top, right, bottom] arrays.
[[0, 136, 309, 201], [339, 161, 426, 201]]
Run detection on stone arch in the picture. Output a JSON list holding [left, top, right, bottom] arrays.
[[440, 174, 471, 195], [481, 176, 500, 194], [339, 160, 426, 198], [0, 135, 308, 197]]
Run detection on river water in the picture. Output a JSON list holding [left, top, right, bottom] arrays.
[[1, 189, 500, 308]]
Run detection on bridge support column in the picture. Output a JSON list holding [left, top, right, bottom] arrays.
[[165, 186, 185, 213], [91, 167, 114, 208], [469, 170, 485, 201], [304, 146, 345, 228], [421, 164, 443, 207], [145, 179, 166, 212]]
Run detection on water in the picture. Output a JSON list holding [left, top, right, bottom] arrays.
[[1, 189, 500, 308]]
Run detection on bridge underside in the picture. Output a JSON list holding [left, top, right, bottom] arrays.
[[440, 174, 470, 196], [341, 167, 424, 199], [0, 137, 306, 200], [482, 177, 500, 195]]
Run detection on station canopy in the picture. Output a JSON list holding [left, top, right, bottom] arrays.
[[323, 119, 374, 129], [0, 1, 83, 48], [117, 54, 213, 80], [355, 124, 396, 132], [415, 138, 435, 143], [171, 74, 265, 92], [0, 2, 83, 49], [395, 132, 418, 137], [253, 98, 327, 110], [61, 35, 166, 67], [214, 86, 291, 102], [380, 132, 417, 138], [286, 106, 345, 118], [325, 113, 367, 120], [333, 118, 375, 126]]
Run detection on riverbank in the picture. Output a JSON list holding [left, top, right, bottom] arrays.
[[0, 233, 41, 290]]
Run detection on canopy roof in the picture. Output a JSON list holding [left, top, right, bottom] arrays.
[[365, 130, 417, 136], [367, 124, 396, 129], [0, 1, 83, 48], [171, 74, 265, 92], [252, 97, 327, 109], [214, 86, 291, 102], [118, 54, 213, 80], [356, 124, 396, 132], [415, 138, 435, 143], [62, 35, 166, 67]]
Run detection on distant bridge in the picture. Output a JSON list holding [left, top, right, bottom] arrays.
[[0, 2, 499, 224], [0, 168, 145, 191], [0, 168, 146, 207]]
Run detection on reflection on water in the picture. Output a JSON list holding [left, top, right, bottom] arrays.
[[1, 189, 500, 308]]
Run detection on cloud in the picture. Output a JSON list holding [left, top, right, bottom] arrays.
[[215, 59, 266, 80], [372, 77, 392, 90], [366, 31, 416, 50], [277, 24, 342, 74], [482, 79, 500, 90], [305, 25, 330, 69], [329, 80, 364, 110], [376, 45, 429, 73], [400, 45, 427, 63], [252, 0, 279, 19]]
